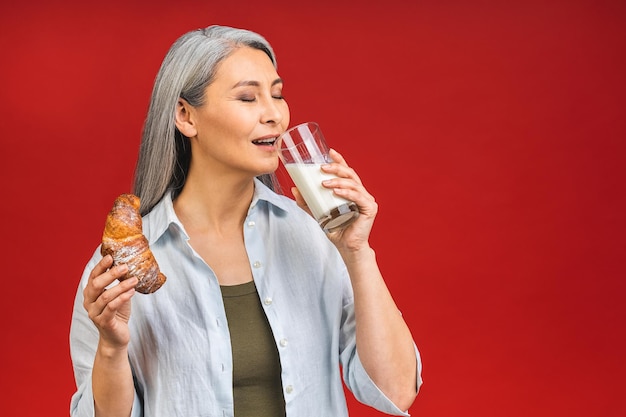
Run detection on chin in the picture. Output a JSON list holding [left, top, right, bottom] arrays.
[[261, 160, 280, 174]]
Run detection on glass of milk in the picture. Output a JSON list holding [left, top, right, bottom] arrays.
[[277, 122, 359, 232]]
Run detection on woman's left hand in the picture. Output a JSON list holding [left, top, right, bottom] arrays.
[[292, 148, 377, 252]]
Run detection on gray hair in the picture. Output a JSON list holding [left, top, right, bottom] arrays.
[[133, 25, 281, 215]]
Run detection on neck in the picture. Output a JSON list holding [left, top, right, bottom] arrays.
[[173, 174, 255, 234]]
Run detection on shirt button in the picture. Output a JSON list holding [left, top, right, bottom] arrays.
[[247, 221, 256, 228], [285, 385, 293, 394], [253, 261, 262, 268], [264, 297, 273, 306], [279, 338, 288, 347]]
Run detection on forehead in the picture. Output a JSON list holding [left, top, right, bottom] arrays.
[[213, 46, 278, 85]]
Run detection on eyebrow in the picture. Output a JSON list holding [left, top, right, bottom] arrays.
[[233, 78, 283, 88]]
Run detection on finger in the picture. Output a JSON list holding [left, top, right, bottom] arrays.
[[321, 176, 373, 201], [97, 276, 137, 310], [329, 148, 348, 166], [84, 262, 129, 305], [89, 276, 137, 322], [89, 255, 114, 281], [333, 186, 378, 213], [93, 263, 128, 293], [323, 152, 363, 185], [94, 281, 137, 322]]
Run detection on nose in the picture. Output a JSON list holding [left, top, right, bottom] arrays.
[[261, 97, 287, 125]]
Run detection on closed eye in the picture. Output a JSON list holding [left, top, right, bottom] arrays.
[[238, 94, 283, 102]]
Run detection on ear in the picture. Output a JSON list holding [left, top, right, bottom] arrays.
[[174, 98, 198, 138]]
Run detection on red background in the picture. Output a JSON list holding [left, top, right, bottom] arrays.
[[1, 1, 625, 416]]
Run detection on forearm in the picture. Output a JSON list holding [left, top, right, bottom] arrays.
[[92, 341, 135, 417], [341, 246, 418, 411]]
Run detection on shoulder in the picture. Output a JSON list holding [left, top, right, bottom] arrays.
[[141, 191, 186, 245]]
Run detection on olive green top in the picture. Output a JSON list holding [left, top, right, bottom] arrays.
[[221, 280, 286, 417]]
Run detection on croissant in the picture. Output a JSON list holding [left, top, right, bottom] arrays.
[[101, 194, 166, 294]]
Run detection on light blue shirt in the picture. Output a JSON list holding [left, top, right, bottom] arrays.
[[70, 179, 422, 417]]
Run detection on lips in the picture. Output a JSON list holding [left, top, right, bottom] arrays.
[[252, 136, 278, 146]]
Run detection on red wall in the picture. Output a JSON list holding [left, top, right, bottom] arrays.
[[1, 1, 624, 416]]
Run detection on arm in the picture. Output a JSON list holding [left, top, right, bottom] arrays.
[[82, 255, 138, 417], [292, 149, 419, 411], [340, 246, 418, 411]]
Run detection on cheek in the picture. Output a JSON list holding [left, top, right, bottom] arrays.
[[281, 101, 291, 128], [207, 107, 251, 137]]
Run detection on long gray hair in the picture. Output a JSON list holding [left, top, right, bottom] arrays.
[[133, 25, 281, 215]]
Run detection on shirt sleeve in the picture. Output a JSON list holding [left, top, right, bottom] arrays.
[[69, 248, 144, 417], [338, 280, 423, 416]]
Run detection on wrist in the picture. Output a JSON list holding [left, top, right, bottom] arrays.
[[339, 245, 375, 264], [97, 339, 129, 361]]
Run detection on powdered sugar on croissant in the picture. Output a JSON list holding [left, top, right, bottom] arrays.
[[101, 194, 166, 294]]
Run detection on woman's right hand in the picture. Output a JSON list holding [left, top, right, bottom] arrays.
[[83, 254, 138, 350]]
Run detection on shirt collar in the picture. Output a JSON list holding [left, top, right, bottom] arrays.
[[250, 177, 290, 213], [144, 178, 290, 245]]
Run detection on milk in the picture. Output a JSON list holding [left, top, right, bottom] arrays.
[[285, 163, 352, 220]]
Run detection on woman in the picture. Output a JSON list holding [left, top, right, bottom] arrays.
[[70, 25, 422, 417]]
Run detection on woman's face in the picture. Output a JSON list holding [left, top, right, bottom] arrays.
[[181, 46, 290, 181]]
